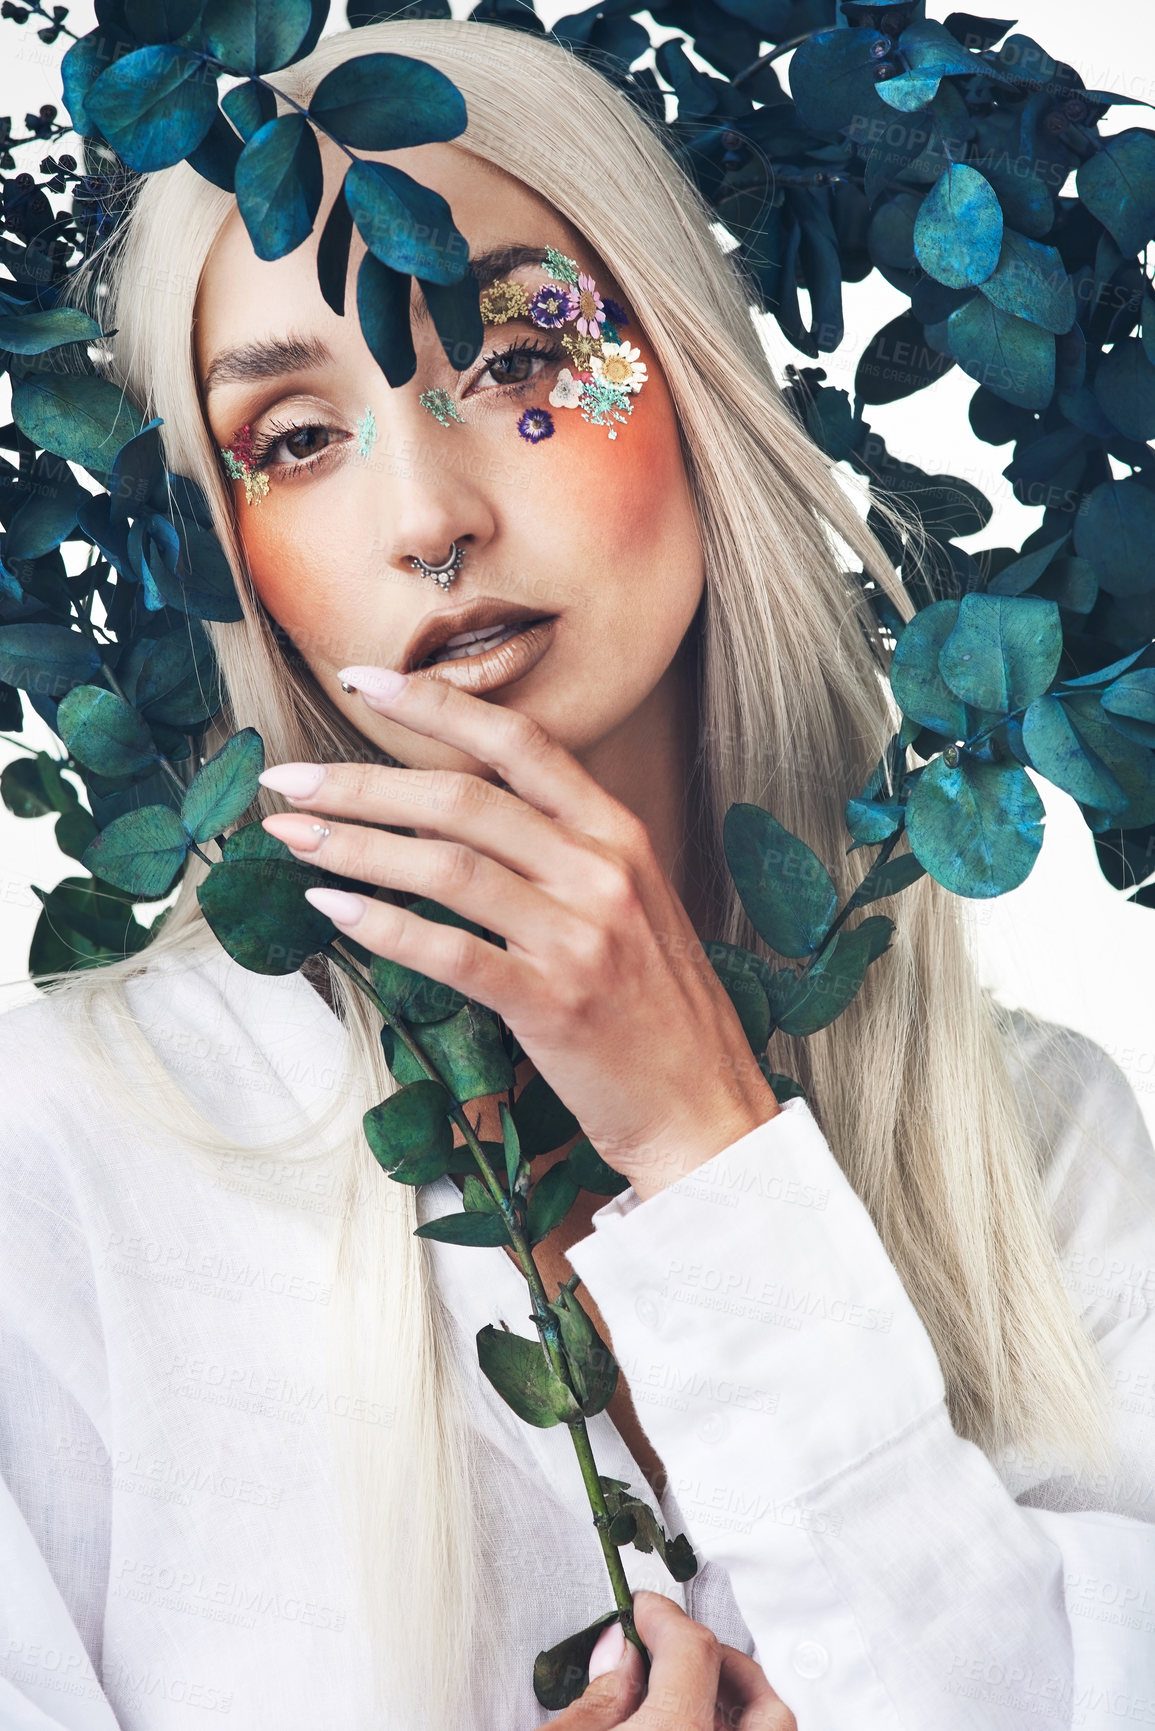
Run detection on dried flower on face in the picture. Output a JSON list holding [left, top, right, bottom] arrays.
[[479, 280, 531, 324]]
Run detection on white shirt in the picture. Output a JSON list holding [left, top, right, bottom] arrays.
[[0, 945, 1152, 1730]]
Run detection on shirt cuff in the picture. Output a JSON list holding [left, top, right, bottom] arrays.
[[567, 1093, 947, 1499]]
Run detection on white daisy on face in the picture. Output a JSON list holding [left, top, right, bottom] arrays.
[[548, 368, 584, 409], [590, 341, 647, 393]]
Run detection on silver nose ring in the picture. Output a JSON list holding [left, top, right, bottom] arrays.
[[409, 542, 465, 589]]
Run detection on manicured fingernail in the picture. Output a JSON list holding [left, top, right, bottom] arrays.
[[304, 887, 367, 926], [259, 762, 326, 798], [263, 814, 330, 853], [337, 665, 408, 703], [587, 1622, 625, 1680]]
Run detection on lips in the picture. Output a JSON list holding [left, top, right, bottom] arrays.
[[403, 596, 556, 673]]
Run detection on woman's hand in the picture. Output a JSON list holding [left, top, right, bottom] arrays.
[[259, 669, 778, 1200], [549, 1591, 795, 1729]]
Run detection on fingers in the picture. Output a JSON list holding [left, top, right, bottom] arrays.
[[336, 664, 644, 845], [260, 811, 575, 957], [547, 1627, 647, 1729], [258, 758, 591, 890], [715, 1646, 796, 1731], [625, 1591, 724, 1729]]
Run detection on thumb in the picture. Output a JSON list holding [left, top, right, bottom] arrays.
[[581, 1621, 646, 1716]]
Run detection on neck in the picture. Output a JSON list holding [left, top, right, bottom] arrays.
[[576, 628, 711, 936]]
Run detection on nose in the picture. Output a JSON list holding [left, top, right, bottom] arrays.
[[370, 387, 497, 583]]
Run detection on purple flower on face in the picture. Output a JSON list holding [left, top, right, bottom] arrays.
[[529, 284, 577, 328], [601, 297, 629, 327], [517, 407, 555, 443]]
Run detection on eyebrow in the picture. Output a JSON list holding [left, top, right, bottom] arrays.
[[202, 243, 557, 391]]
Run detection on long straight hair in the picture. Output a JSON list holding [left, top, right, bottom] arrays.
[[46, 17, 1111, 1725]]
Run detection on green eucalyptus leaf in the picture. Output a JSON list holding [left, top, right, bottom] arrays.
[[511, 1072, 580, 1158], [548, 1284, 617, 1415], [701, 938, 772, 1054], [56, 685, 159, 777], [119, 623, 222, 728], [533, 1613, 620, 1712], [29, 875, 152, 978], [308, 52, 466, 149], [566, 1137, 629, 1197], [81, 803, 190, 897], [413, 1211, 509, 1247], [906, 755, 1045, 897], [844, 796, 904, 848], [196, 853, 358, 973], [888, 600, 967, 738], [849, 850, 927, 906], [1074, 480, 1155, 599], [85, 44, 218, 172], [2, 756, 57, 818], [475, 1322, 580, 1428], [759, 1062, 807, 1104], [1021, 695, 1128, 810], [406, 1000, 515, 1104], [913, 163, 1002, 289], [5, 465, 86, 561], [181, 726, 264, 841], [362, 1078, 454, 1183], [500, 1100, 523, 1196], [55, 806, 99, 863], [937, 594, 1063, 714], [368, 896, 481, 1022], [462, 1173, 498, 1214], [11, 375, 143, 479], [527, 1162, 579, 1246], [722, 803, 837, 959]]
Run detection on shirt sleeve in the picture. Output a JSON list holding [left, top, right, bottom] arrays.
[[567, 1071, 1155, 1731], [0, 1001, 121, 1731]]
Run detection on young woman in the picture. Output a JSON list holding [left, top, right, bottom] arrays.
[[1, 17, 1152, 1731]]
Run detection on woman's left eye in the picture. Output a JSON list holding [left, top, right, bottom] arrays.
[[473, 341, 563, 394]]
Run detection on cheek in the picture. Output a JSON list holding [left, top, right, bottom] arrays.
[[235, 484, 375, 662]]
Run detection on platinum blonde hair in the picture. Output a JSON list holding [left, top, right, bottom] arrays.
[[44, 16, 1113, 1724]]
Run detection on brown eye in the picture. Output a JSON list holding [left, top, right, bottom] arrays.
[[283, 425, 336, 460], [486, 351, 537, 385]]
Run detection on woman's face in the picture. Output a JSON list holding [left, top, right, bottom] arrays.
[[195, 141, 705, 784]]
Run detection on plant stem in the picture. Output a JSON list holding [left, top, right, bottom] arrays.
[[323, 942, 645, 1656]]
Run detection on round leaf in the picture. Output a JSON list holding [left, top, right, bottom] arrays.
[[0, 308, 102, 355], [913, 163, 1002, 290], [979, 230, 1075, 334], [937, 594, 1063, 714], [11, 375, 143, 479], [407, 1001, 515, 1104], [511, 1072, 580, 1159], [474, 1323, 580, 1429], [1021, 695, 1128, 810], [1101, 670, 1155, 748], [57, 685, 159, 777], [363, 1078, 454, 1183], [1094, 338, 1155, 443], [201, 0, 312, 74], [1074, 480, 1155, 599], [81, 803, 190, 898], [85, 44, 218, 172], [906, 755, 1044, 897], [1076, 130, 1155, 259], [196, 855, 342, 973], [0, 624, 101, 698], [527, 1162, 579, 1247], [308, 52, 466, 148], [888, 600, 967, 738], [945, 296, 1055, 411]]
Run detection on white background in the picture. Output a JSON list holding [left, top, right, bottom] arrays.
[[2, 2, 1154, 1134]]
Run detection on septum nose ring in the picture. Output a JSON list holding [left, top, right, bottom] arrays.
[[409, 542, 466, 589]]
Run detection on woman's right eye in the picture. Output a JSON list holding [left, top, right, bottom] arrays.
[[267, 424, 343, 465]]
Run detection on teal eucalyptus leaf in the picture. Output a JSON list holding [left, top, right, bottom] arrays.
[[888, 600, 967, 738], [0, 307, 101, 354], [403, 1000, 515, 1103], [56, 685, 159, 777], [201, 0, 313, 74], [181, 726, 264, 841], [414, 1211, 509, 1247], [511, 1072, 579, 1158], [308, 52, 466, 148], [1093, 340, 1155, 444], [766, 917, 892, 1037], [938, 594, 1063, 714], [11, 374, 143, 478], [85, 44, 219, 172], [356, 252, 415, 387], [220, 78, 277, 142], [788, 28, 892, 138], [906, 755, 1044, 897], [500, 1100, 524, 1196], [1063, 692, 1155, 828], [876, 68, 941, 112], [979, 230, 1075, 333], [196, 853, 352, 973], [945, 295, 1054, 411], [0, 624, 101, 698], [1021, 694, 1127, 810], [81, 803, 190, 897], [845, 796, 904, 848], [913, 163, 1002, 289], [234, 114, 324, 262], [722, 803, 837, 959], [1101, 670, 1155, 748], [548, 1284, 617, 1415], [1073, 480, 1155, 599], [345, 159, 468, 284], [5, 466, 86, 561], [1076, 130, 1155, 259], [850, 850, 927, 906]]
